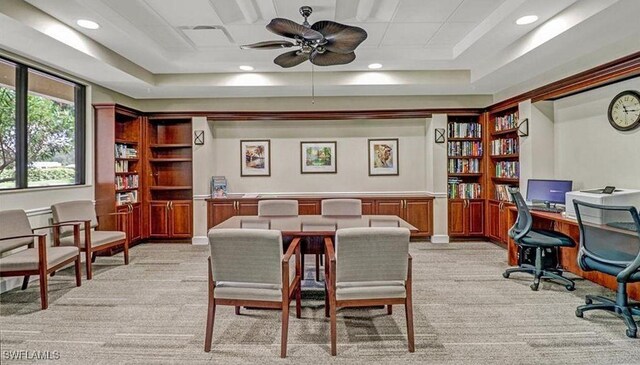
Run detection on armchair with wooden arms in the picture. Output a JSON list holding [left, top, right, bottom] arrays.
[[51, 200, 129, 280], [204, 229, 302, 358], [324, 227, 415, 356], [0, 209, 82, 310]]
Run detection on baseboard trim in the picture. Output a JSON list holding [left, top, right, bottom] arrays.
[[192, 236, 208, 245], [430, 234, 450, 243]]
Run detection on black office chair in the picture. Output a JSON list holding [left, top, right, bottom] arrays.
[[502, 188, 576, 291], [573, 200, 640, 338]]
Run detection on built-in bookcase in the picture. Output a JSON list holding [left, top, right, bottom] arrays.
[[488, 107, 520, 203]]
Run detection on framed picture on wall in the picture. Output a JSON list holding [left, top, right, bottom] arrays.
[[240, 140, 270, 177], [300, 141, 337, 174], [368, 138, 399, 176]]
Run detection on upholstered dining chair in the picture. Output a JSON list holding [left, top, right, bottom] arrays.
[[324, 227, 414, 355], [321, 199, 362, 216], [258, 199, 298, 216], [0, 209, 82, 309], [205, 229, 302, 358], [51, 200, 129, 280]]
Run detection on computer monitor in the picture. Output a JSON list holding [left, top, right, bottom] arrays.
[[526, 179, 573, 206]]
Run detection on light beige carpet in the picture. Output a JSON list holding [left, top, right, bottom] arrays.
[[1, 242, 639, 364]]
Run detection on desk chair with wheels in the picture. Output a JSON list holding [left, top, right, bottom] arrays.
[[573, 200, 640, 338], [503, 188, 576, 291]]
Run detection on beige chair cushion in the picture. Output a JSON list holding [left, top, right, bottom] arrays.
[[336, 281, 406, 301], [0, 246, 78, 272], [322, 199, 362, 216], [258, 200, 298, 216], [51, 200, 98, 237], [59, 230, 125, 249], [0, 210, 33, 254]]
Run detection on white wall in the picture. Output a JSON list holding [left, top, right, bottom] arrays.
[[553, 77, 640, 190], [519, 100, 556, 198]]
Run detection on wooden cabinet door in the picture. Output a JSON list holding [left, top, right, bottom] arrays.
[[448, 200, 466, 236], [237, 200, 258, 216], [170, 201, 192, 237], [375, 199, 403, 217], [208, 201, 236, 229], [298, 199, 320, 215], [130, 203, 142, 242], [487, 201, 501, 241], [404, 199, 432, 235], [499, 203, 513, 243], [149, 201, 170, 237], [361, 199, 375, 215], [467, 200, 484, 236]]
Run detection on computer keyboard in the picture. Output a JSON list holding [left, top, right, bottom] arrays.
[[529, 206, 564, 213]]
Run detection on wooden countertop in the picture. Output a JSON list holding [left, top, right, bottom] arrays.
[[206, 193, 435, 201]]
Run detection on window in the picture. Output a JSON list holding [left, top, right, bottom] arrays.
[[0, 56, 85, 190]]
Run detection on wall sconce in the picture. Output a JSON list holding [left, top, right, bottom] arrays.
[[518, 118, 529, 137], [194, 130, 205, 145], [435, 128, 446, 143]]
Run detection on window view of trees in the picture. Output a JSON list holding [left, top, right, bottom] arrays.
[[0, 57, 84, 190]]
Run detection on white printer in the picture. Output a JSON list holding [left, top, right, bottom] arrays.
[[565, 188, 640, 224]]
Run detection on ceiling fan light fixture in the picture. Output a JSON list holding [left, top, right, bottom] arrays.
[[239, 65, 254, 71], [516, 15, 538, 25], [77, 19, 100, 29], [368, 63, 382, 69]]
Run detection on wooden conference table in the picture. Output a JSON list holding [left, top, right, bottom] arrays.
[[506, 207, 640, 300]]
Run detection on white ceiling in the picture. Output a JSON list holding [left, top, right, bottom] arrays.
[[0, 0, 638, 100]]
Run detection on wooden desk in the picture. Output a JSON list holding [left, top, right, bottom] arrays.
[[506, 206, 640, 300]]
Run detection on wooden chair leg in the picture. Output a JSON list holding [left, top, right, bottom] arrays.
[[204, 298, 216, 352], [300, 254, 305, 279], [387, 305, 393, 315], [280, 301, 290, 358], [21, 276, 30, 290], [295, 284, 302, 319], [85, 250, 93, 280], [39, 267, 48, 310], [315, 254, 321, 282], [330, 300, 337, 356], [50, 271, 56, 277], [74, 256, 82, 287], [91, 253, 97, 263], [235, 306, 241, 315], [405, 299, 415, 353], [324, 284, 329, 318], [123, 241, 129, 265]]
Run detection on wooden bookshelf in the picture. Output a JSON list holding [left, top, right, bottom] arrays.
[[446, 115, 485, 238]]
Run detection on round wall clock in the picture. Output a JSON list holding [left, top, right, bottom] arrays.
[[608, 90, 640, 131]]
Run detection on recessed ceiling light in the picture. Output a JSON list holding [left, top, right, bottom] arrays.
[[76, 19, 100, 29], [368, 63, 382, 69], [239, 65, 254, 71], [516, 15, 538, 25]]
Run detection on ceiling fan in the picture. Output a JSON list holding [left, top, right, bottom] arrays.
[[240, 6, 368, 68]]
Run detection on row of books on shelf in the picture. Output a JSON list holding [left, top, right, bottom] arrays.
[[447, 179, 482, 199], [115, 143, 138, 158], [495, 161, 519, 178], [448, 122, 481, 138], [494, 111, 519, 131], [115, 175, 139, 190], [495, 184, 515, 202], [115, 160, 131, 173], [448, 158, 480, 174], [116, 190, 137, 205], [491, 138, 519, 156], [447, 141, 482, 157]]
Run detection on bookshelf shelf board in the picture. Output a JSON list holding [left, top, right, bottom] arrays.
[[115, 157, 139, 161], [492, 177, 520, 183], [447, 137, 482, 141], [491, 128, 519, 136], [490, 154, 520, 160], [116, 187, 138, 192], [448, 173, 483, 177], [115, 139, 138, 145], [448, 155, 483, 159], [149, 143, 192, 148], [115, 171, 138, 175], [148, 158, 192, 162], [149, 186, 193, 191]]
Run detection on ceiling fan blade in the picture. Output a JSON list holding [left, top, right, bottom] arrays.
[[274, 50, 309, 68], [240, 40, 295, 50], [309, 50, 356, 66], [267, 18, 324, 41], [311, 21, 367, 54]]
